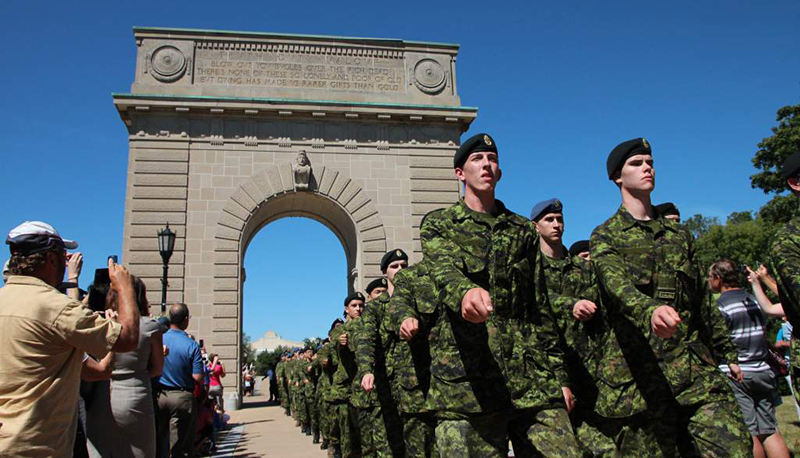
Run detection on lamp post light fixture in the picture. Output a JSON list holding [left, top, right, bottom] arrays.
[[157, 223, 177, 314]]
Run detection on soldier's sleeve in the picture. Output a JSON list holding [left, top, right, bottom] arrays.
[[547, 290, 582, 334], [420, 214, 480, 313], [590, 225, 663, 332], [388, 271, 419, 332], [771, 227, 800, 329], [530, 232, 569, 386], [354, 305, 378, 376]]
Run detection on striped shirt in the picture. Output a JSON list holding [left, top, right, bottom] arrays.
[[716, 289, 770, 373]]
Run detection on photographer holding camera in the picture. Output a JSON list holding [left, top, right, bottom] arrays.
[[0, 221, 140, 457], [207, 354, 226, 412]]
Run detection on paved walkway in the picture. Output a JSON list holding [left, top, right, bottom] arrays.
[[212, 380, 327, 457]]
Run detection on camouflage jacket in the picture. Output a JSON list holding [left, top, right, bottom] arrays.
[[315, 343, 335, 402], [590, 205, 738, 417], [353, 292, 395, 409], [420, 199, 566, 415], [275, 361, 285, 392], [328, 319, 359, 402], [387, 261, 438, 414], [541, 251, 605, 400], [769, 215, 800, 369]]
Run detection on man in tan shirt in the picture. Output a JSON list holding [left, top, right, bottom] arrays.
[[0, 221, 140, 457]]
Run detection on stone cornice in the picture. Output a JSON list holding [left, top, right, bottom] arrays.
[[133, 27, 460, 54], [112, 93, 478, 129]]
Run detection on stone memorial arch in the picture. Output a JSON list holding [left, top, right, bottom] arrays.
[[113, 27, 477, 408]]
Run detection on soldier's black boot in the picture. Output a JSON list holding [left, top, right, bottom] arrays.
[[304, 423, 312, 435], [312, 429, 320, 444], [321, 439, 329, 450], [333, 445, 342, 458]]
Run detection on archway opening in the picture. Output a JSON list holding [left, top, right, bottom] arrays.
[[242, 216, 348, 350]]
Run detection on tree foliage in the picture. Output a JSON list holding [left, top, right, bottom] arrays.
[[757, 194, 800, 224], [254, 345, 290, 375], [242, 333, 256, 366], [683, 214, 720, 239], [303, 337, 323, 351], [750, 104, 800, 194]]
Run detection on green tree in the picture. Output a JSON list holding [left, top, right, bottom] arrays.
[[242, 333, 256, 366], [750, 103, 800, 194], [683, 214, 721, 239], [757, 194, 800, 224], [726, 211, 752, 225], [255, 345, 290, 375]]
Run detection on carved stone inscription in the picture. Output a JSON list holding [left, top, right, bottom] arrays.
[[195, 48, 406, 94]]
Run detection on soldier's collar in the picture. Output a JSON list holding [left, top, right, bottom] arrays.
[[455, 198, 508, 222], [615, 205, 665, 232]]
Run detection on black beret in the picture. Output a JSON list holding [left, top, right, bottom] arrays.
[[568, 240, 590, 258], [365, 277, 388, 294], [781, 151, 800, 180], [343, 291, 365, 307], [380, 248, 408, 273], [454, 133, 497, 169], [530, 198, 563, 222], [654, 202, 680, 218], [606, 138, 651, 180]]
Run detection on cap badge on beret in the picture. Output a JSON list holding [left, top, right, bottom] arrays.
[[642, 138, 649, 149], [396, 249, 402, 257], [484, 135, 492, 146], [381, 278, 387, 286]]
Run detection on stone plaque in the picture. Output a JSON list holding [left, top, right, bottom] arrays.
[[195, 46, 406, 94]]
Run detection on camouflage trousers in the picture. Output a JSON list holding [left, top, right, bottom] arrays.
[[307, 392, 320, 432], [401, 412, 437, 458], [324, 400, 341, 446], [293, 388, 309, 424], [436, 408, 580, 458], [597, 399, 750, 457], [335, 402, 362, 458], [570, 406, 616, 457], [357, 404, 404, 457]]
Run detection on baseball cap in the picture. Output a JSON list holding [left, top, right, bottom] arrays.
[[6, 221, 78, 255]]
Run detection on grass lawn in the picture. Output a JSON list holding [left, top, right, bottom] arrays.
[[776, 395, 800, 454]]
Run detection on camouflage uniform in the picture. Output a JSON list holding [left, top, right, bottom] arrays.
[[315, 343, 335, 444], [276, 360, 290, 415], [387, 260, 438, 458], [322, 341, 343, 451], [590, 205, 750, 456], [306, 355, 321, 439], [541, 251, 615, 456], [354, 291, 405, 457], [421, 200, 580, 457], [330, 320, 362, 457], [769, 215, 800, 402]]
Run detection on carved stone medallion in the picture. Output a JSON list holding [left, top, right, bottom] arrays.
[[413, 58, 446, 94], [150, 46, 187, 83]]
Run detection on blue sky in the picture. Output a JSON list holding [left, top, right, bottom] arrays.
[[1, 1, 798, 342]]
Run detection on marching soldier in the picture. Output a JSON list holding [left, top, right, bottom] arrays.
[[530, 198, 612, 455], [420, 133, 580, 456], [769, 151, 800, 403], [590, 138, 750, 455], [389, 255, 440, 457], [321, 320, 345, 453], [353, 250, 408, 457], [330, 292, 366, 458], [366, 277, 388, 301]]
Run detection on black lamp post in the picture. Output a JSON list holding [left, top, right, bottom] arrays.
[[157, 223, 176, 314]]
